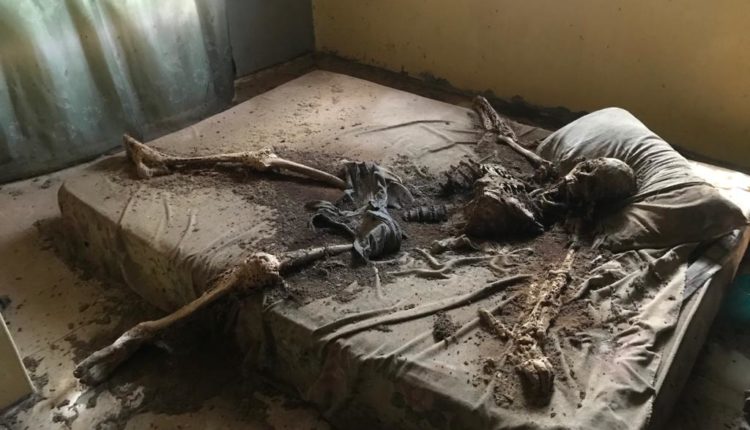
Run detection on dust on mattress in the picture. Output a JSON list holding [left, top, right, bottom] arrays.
[[58, 71, 750, 430]]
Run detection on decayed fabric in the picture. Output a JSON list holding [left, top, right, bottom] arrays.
[[56, 72, 750, 430], [0, 0, 233, 182], [293, 243, 695, 429], [308, 162, 413, 260]]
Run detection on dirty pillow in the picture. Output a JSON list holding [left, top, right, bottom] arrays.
[[537, 107, 747, 251]]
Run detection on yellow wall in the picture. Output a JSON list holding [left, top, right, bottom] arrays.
[[313, 0, 750, 168]]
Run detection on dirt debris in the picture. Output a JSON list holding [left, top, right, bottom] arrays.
[[3, 224, 307, 430], [69, 137, 616, 417], [39, 178, 53, 189], [433, 311, 460, 342], [1, 274, 298, 430]]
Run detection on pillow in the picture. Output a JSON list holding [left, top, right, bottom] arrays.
[[537, 108, 747, 251]]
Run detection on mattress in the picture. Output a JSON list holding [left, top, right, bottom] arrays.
[[57, 71, 750, 429]]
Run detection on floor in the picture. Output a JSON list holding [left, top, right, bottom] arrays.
[[2, 59, 750, 429], [0, 162, 330, 430]]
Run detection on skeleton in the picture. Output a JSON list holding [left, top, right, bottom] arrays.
[[93, 107, 634, 396], [75, 243, 353, 385], [478, 248, 576, 404], [123, 134, 347, 189], [400, 153, 634, 291], [406, 157, 637, 241], [405, 97, 637, 239], [78, 137, 411, 384], [392, 105, 624, 400], [467, 97, 636, 234], [408, 99, 638, 234], [467, 157, 636, 235]]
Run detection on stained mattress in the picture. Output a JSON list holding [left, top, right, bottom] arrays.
[[58, 71, 750, 429]]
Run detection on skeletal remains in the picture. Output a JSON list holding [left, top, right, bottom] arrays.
[[459, 156, 637, 238], [123, 134, 347, 189], [75, 244, 352, 385], [76, 99, 637, 407], [479, 248, 576, 404]]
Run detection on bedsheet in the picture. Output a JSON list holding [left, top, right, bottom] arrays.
[[58, 71, 750, 429]]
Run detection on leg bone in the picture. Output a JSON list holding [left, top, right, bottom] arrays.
[[74, 244, 352, 385], [479, 248, 576, 405], [123, 134, 347, 189]]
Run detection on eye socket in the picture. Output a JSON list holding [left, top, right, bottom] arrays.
[[578, 161, 595, 173]]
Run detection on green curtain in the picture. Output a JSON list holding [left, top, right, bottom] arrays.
[[0, 0, 234, 183]]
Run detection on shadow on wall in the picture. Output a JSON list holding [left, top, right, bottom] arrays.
[[0, 0, 234, 183]]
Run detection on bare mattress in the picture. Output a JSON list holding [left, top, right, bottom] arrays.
[[58, 71, 750, 429]]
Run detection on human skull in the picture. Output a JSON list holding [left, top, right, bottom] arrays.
[[563, 158, 637, 205]]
